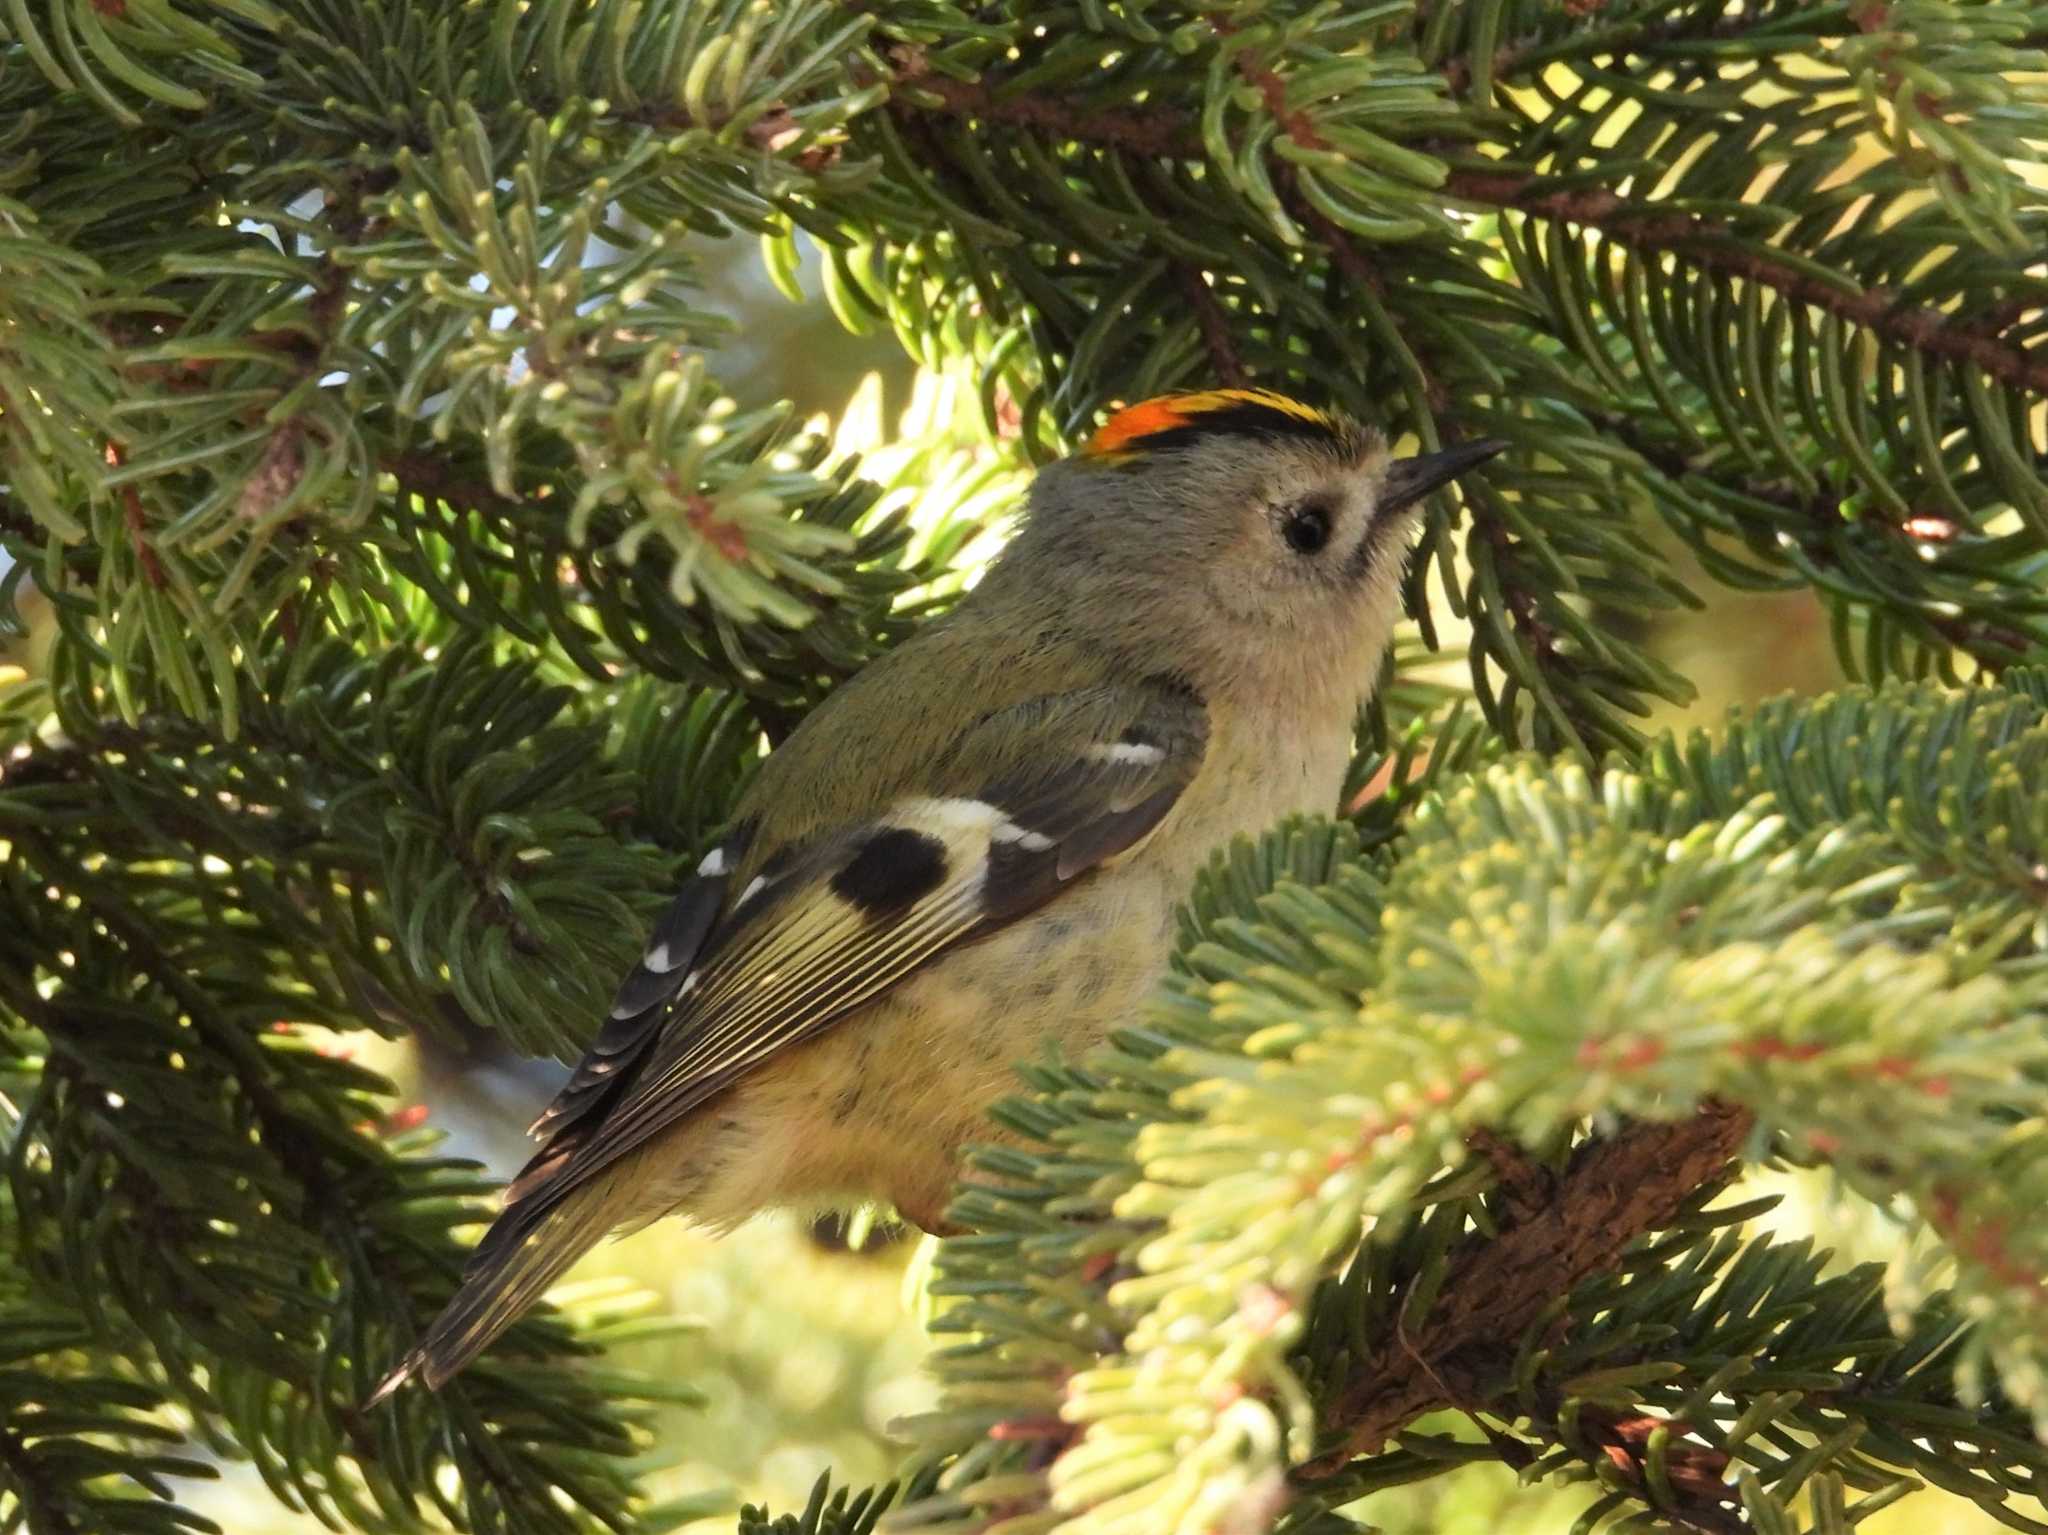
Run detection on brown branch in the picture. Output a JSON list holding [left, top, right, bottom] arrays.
[[1303, 202, 1386, 301], [735, 104, 844, 172], [237, 418, 307, 521], [101, 444, 166, 590], [1563, 1408, 1743, 1535], [1295, 192, 1460, 418], [1444, 173, 2048, 398], [879, 54, 2046, 397], [1447, 1403, 1743, 1535], [109, 180, 376, 533], [236, 250, 352, 525], [1463, 1128, 1552, 1224], [1207, 12, 1330, 151], [381, 451, 511, 517], [1586, 408, 2042, 668], [1177, 264, 1246, 386], [880, 46, 1195, 158], [1298, 1100, 1753, 1476]]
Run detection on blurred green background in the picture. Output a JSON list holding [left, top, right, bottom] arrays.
[[9, 234, 1982, 1534]]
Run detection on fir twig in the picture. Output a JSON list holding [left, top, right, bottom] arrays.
[[881, 62, 2046, 394], [1301, 1104, 1754, 1474], [1444, 172, 2048, 395]]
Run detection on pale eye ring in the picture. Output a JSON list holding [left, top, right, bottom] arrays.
[[1281, 499, 1333, 555]]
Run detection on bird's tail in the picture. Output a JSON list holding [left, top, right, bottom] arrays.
[[365, 1171, 629, 1406]]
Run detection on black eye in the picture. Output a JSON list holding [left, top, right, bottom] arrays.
[[1282, 500, 1333, 555]]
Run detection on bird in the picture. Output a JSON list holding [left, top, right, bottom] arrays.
[[368, 387, 1506, 1400]]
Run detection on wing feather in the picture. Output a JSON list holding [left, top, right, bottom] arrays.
[[523, 830, 747, 1142], [498, 680, 1207, 1233]]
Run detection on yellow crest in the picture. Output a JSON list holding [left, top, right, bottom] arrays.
[[1083, 388, 1341, 460]]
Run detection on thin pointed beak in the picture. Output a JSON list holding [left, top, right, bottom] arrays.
[[1378, 438, 1509, 515]]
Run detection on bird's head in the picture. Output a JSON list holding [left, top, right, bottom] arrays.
[[987, 388, 1506, 717]]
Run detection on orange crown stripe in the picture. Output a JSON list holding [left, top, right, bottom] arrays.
[[1083, 388, 1336, 458], [1086, 398, 1197, 457]]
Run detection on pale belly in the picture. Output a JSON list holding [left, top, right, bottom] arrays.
[[624, 717, 1353, 1233]]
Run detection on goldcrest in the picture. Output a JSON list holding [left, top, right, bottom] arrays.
[[371, 388, 1505, 1398]]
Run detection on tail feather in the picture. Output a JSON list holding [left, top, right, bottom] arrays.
[[368, 834, 749, 1408], [365, 1179, 625, 1406]]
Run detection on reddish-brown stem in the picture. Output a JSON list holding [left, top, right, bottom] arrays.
[[102, 444, 167, 589], [878, 51, 2044, 395], [1178, 264, 1247, 386], [1299, 1101, 1754, 1475], [1445, 172, 2048, 397]]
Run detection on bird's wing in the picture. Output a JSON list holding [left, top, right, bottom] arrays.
[[503, 677, 1209, 1223]]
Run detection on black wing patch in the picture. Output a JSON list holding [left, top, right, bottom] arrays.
[[371, 683, 1210, 1399], [464, 683, 1201, 1247], [517, 681, 1206, 1203], [830, 827, 948, 918]]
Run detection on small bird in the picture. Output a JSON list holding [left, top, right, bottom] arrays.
[[370, 388, 1504, 1399]]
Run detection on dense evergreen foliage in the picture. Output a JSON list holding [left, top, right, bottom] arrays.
[[4, 3, 2047, 1532]]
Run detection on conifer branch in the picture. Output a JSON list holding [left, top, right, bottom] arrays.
[[10, 828, 349, 1216], [1442, 173, 2048, 395], [880, 52, 2048, 392], [1585, 407, 2046, 669], [9, 7, 2048, 1533], [1302, 1103, 1754, 1474], [1432, 1408, 1745, 1535], [1178, 265, 1247, 387], [101, 445, 166, 591], [0, 1422, 83, 1535], [1436, 7, 1776, 97], [380, 451, 512, 520], [880, 50, 1193, 159]]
